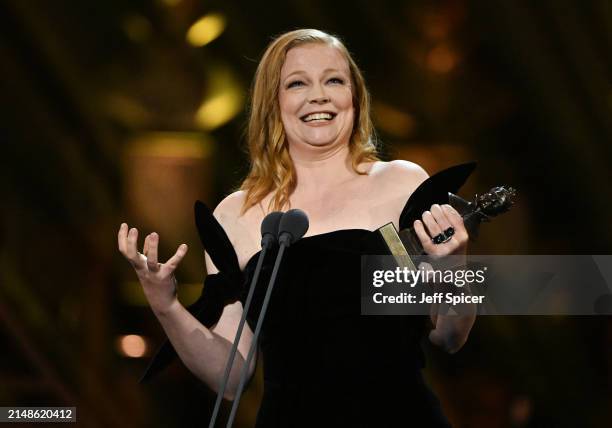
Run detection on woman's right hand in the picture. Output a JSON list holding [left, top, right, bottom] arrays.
[[117, 223, 188, 315]]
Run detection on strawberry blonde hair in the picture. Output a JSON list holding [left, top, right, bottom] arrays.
[[240, 29, 379, 214]]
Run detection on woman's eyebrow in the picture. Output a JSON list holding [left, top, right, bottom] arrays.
[[283, 68, 346, 81], [321, 68, 343, 74], [283, 70, 307, 80]]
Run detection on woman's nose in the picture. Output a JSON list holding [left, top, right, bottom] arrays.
[[309, 95, 330, 104], [307, 83, 330, 104]]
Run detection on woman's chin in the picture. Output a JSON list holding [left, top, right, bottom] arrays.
[[287, 131, 351, 150], [300, 133, 348, 148], [305, 139, 336, 147]]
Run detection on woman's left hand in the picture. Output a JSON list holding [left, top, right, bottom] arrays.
[[413, 204, 468, 257], [414, 204, 474, 354]]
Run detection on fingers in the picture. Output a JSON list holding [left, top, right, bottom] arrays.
[[118, 223, 128, 254], [414, 219, 436, 254], [442, 204, 468, 241], [163, 244, 189, 274], [126, 227, 138, 258], [124, 226, 145, 270], [146, 233, 160, 272], [143, 233, 151, 257], [119, 225, 183, 278], [430, 204, 452, 233], [414, 204, 469, 255], [421, 209, 442, 238]]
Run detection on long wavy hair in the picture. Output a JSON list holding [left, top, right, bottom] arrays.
[[240, 29, 379, 214]]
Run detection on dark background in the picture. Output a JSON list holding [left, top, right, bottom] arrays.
[[1, 0, 611, 426]]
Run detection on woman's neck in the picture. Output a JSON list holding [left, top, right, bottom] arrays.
[[289, 141, 355, 192]]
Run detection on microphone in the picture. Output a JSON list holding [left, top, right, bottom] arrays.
[[278, 208, 309, 247], [226, 209, 309, 427], [261, 211, 284, 247], [208, 211, 283, 428]]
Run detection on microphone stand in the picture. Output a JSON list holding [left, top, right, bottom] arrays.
[[207, 245, 269, 428], [224, 208, 308, 428], [208, 212, 282, 428], [225, 242, 288, 428]]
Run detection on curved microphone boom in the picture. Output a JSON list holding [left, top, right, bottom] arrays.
[[226, 209, 309, 427], [208, 211, 283, 428]]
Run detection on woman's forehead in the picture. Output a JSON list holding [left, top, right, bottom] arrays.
[[281, 43, 350, 77]]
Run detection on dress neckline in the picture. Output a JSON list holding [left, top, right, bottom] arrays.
[[241, 228, 373, 273]]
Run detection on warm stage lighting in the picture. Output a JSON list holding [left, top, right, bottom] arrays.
[[116, 334, 147, 358], [196, 91, 242, 130], [126, 132, 214, 159], [426, 44, 457, 74], [372, 102, 416, 138], [186, 13, 226, 47], [195, 66, 244, 130]]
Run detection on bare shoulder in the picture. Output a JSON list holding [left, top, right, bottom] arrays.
[[213, 190, 247, 225], [369, 160, 429, 189], [209, 190, 261, 272], [355, 160, 429, 229]]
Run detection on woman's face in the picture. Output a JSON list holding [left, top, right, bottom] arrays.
[[278, 43, 354, 150]]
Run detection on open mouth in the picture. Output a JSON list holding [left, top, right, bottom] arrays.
[[300, 112, 337, 122]]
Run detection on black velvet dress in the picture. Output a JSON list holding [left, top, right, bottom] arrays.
[[242, 229, 451, 427], [142, 201, 452, 428]]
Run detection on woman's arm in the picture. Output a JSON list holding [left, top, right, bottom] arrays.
[[428, 307, 476, 354], [413, 203, 476, 353], [377, 160, 477, 353], [117, 199, 256, 399], [153, 274, 255, 400]]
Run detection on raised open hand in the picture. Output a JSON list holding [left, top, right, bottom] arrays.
[[117, 223, 188, 314]]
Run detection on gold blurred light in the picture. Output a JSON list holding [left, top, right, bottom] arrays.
[[426, 44, 457, 74], [196, 92, 242, 130], [105, 93, 151, 128], [126, 132, 214, 159], [117, 334, 147, 358], [123, 132, 215, 259], [372, 102, 416, 138], [195, 66, 244, 130], [186, 13, 226, 47]]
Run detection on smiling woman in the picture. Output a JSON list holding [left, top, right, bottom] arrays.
[[240, 29, 378, 215], [279, 43, 354, 149], [119, 28, 472, 428]]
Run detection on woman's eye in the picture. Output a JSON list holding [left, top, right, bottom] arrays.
[[287, 80, 304, 88], [327, 77, 344, 84]]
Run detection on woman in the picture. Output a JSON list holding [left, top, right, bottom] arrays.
[[118, 29, 474, 427]]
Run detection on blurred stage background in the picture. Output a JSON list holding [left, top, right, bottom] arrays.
[[1, 0, 611, 426]]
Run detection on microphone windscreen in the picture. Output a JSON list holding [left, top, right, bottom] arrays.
[[278, 209, 309, 245], [260, 211, 284, 246]]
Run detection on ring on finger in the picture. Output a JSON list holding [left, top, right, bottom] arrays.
[[432, 227, 455, 245]]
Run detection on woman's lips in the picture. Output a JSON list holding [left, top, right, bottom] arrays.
[[300, 111, 337, 122], [301, 116, 335, 126]]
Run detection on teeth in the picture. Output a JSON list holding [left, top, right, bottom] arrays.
[[302, 112, 333, 122]]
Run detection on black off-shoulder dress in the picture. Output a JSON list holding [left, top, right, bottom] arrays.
[[142, 201, 452, 428]]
